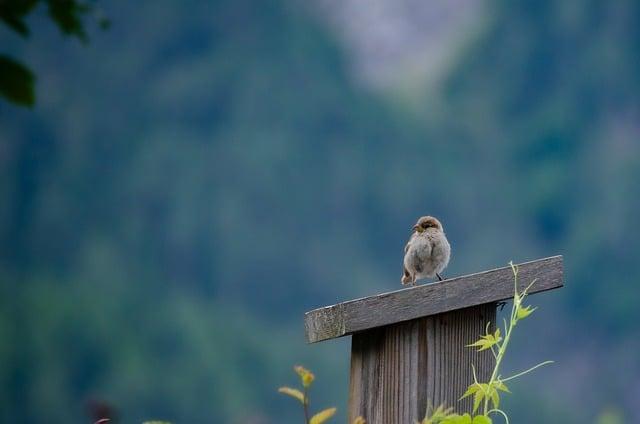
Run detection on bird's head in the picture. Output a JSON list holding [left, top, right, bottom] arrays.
[[412, 216, 443, 233]]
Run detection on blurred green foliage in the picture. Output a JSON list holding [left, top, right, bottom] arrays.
[[0, 0, 108, 106], [0, 55, 35, 105], [595, 408, 625, 424], [0, 0, 639, 423]]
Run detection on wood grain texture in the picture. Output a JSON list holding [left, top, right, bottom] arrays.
[[305, 256, 563, 343], [348, 304, 496, 423]]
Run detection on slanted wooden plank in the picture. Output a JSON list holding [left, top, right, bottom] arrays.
[[305, 255, 563, 343]]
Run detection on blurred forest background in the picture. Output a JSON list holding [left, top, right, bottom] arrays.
[[1, 0, 639, 423]]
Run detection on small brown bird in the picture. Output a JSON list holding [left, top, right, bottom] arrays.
[[402, 216, 451, 285]]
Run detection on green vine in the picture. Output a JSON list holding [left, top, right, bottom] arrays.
[[421, 261, 554, 424]]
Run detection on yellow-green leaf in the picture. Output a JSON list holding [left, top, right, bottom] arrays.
[[294, 365, 315, 388], [443, 413, 472, 424], [278, 387, 305, 403], [495, 381, 511, 393], [310, 407, 337, 424], [472, 416, 492, 424], [467, 338, 494, 352], [352, 417, 366, 424], [490, 389, 499, 409], [422, 405, 455, 423], [460, 384, 481, 400], [467, 330, 502, 352], [516, 305, 536, 320], [473, 390, 484, 413]]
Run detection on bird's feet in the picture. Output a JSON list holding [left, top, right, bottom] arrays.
[[402, 268, 417, 286], [436, 273, 445, 281]]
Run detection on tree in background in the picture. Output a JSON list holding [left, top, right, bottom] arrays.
[[0, 0, 108, 106]]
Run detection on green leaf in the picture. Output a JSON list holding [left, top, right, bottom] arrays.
[[0, 55, 35, 107], [46, 0, 89, 41], [0, 0, 38, 36], [467, 338, 492, 351], [495, 381, 511, 393], [516, 305, 536, 320], [310, 407, 337, 424], [472, 416, 492, 424], [490, 388, 499, 409], [443, 413, 472, 424], [460, 384, 481, 400], [422, 405, 455, 423], [467, 329, 502, 352], [472, 389, 484, 413], [1, 15, 30, 36]]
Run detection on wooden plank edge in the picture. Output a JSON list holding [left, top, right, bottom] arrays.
[[304, 255, 563, 343]]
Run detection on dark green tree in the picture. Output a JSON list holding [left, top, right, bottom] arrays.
[[0, 0, 108, 106]]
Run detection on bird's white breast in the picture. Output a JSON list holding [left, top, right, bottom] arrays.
[[405, 230, 450, 279]]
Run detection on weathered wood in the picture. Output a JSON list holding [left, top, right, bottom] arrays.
[[305, 256, 563, 343], [348, 304, 496, 423]]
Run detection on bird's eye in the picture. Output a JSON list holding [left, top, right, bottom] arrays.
[[422, 222, 430, 228]]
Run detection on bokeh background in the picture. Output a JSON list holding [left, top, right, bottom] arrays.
[[1, 0, 639, 423]]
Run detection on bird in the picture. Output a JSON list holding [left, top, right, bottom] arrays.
[[401, 216, 451, 285]]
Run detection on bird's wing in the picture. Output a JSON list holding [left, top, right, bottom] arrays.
[[402, 237, 413, 283], [404, 236, 412, 253]]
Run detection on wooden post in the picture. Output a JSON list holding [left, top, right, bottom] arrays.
[[304, 256, 563, 424]]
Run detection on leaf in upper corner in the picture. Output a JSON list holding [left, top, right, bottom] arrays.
[[0, 55, 35, 107], [310, 407, 337, 424], [278, 387, 305, 404], [1, 15, 29, 36], [0, 0, 38, 36], [46, 0, 89, 41]]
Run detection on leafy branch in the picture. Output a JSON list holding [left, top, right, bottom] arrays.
[[282, 262, 554, 424], [278, 365, 338, 424], [458, 261, 554, 422], [419, 261, 554, 424]]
